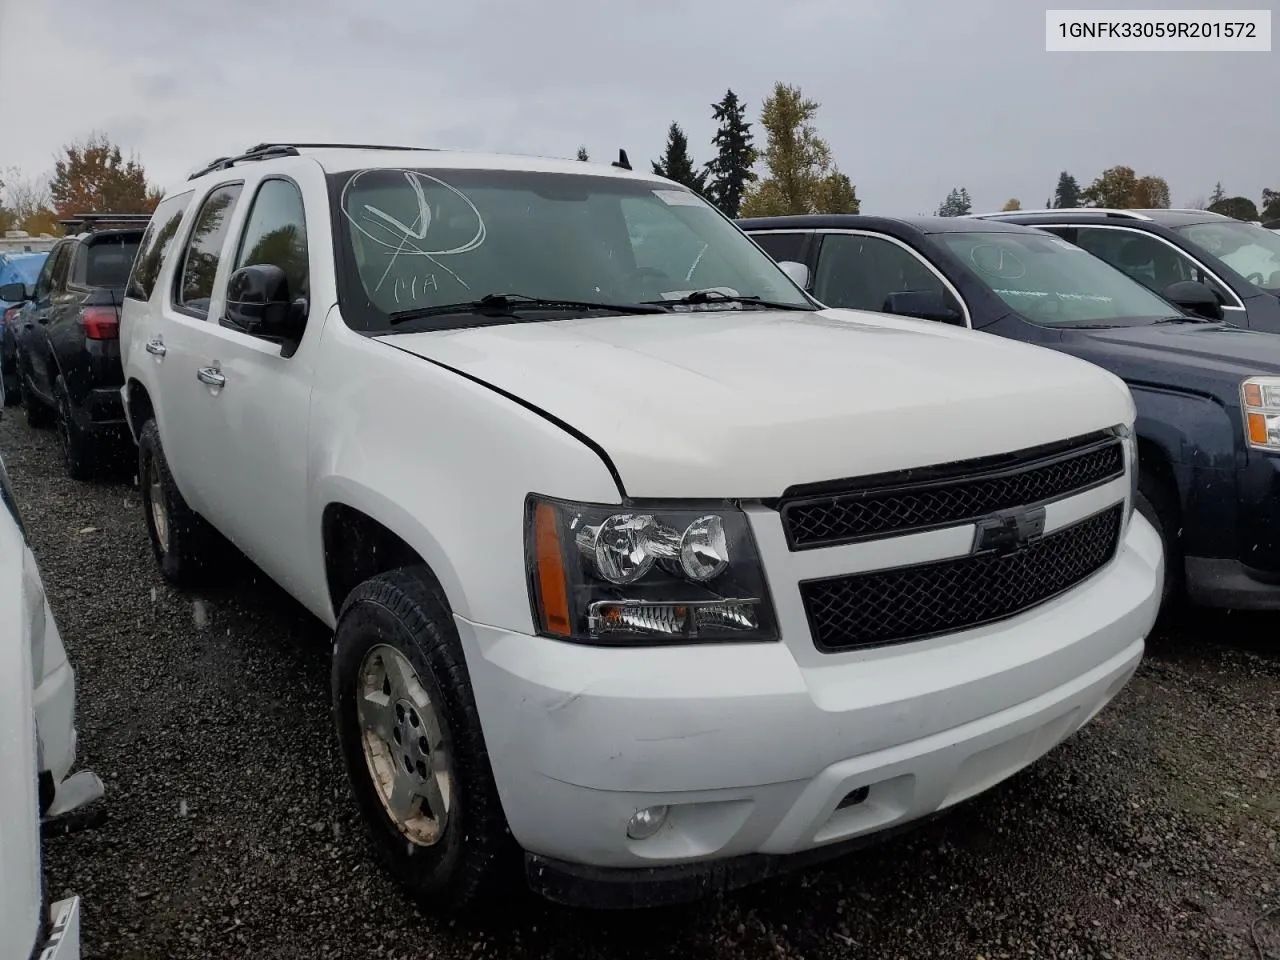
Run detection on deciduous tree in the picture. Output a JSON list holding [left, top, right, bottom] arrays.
[[49, 132, 161, 218], [739, 83, 859, 216], [651, 122, 707, 193], [705, 89, 757, 219], [936, 187, 972, 217], [1, 169, 59, 235], [1260, 188, 1280, 222], [1208, 196, 1259, 221], [1053, 171, 1081, 209], [1081, 166, 1170, 209], [1001, 198, 1022, 211]]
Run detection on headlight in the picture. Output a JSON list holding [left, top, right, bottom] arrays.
[[525, 495, 778, 644], [1241, 376, 1280, 451]]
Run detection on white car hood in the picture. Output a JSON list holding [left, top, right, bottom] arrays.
[[380, 308, 1133, 499]]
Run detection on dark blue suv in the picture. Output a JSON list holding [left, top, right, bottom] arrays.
[[740, 214, 1280, 615]]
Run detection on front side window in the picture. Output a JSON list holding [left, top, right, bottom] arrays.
[[1176, 220, 1280, 293], [1068, 227, 1233, 305], [126, 192, 193, 302], [934, 230, 1179, 326], [750, 231, 808, 265], [331, 167, 812, 331], [813, 234, 953, 314], [175, 183, 244, 317], [32, 246, 63, 300], [233, 178, 310, 302]]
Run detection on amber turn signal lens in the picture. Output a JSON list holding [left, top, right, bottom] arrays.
[[1244, 383, 1263, 408], [533, 502, 571, 636]]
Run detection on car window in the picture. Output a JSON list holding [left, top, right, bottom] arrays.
[[127, 192, 193, 302], [1175, 220, 1280, 292], [1071, 227, 1234, 304], [813, 233, 952, 313], [750, 231, 808, 265], [71, 235, 143, 289], [175, 183, 244, 318], [41, 244, 72, 298], [934, 229, 1179, 326], [333, 167, 811, 331], [232, 178, 309, 301], [31, 251, 59, 300]]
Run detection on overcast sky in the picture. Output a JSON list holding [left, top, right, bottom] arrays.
[[0, 0, 1273, 215]]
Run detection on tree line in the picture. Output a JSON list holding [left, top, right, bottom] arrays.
[[935, 168, 1280, 221], [0, 132, 163, 237]]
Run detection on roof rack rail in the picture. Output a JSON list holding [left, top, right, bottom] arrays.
[[58, 212, 154, 235], [971, 208, 1153, 221], [188, 142, 440, 181]]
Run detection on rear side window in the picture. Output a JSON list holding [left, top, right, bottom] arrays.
[[126, 192, 193, 302], [175, 184, 244, 318]]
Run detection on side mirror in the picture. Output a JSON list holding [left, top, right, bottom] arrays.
[[223, 265, 307, 353], [1163, 280, 1223, 322], [0, 282, 30, 303], [882, 290, 963, 325], [777, 260, 810, 290]]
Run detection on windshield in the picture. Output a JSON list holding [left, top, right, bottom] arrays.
[[1175, 220, 1280, 292], [933, 230, 1180, 326], [330, 167, 812, 331]]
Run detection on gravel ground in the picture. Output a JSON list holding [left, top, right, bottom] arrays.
[[4, 410, 1277, 960]]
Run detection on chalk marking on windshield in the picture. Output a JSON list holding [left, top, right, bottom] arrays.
[[340, 169, 486, 293], [685, 242, 709, 282]]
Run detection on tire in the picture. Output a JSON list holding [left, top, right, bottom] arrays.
[[332, 567, 513, 914], [137, 419, 223, 586], [53, 375, 97, 481], [1134, 471, 1182, 615], [21, 369, 54, 427]]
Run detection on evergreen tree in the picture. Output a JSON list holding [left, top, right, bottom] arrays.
[[576, 146, 589, 161], [705, 89, 757, 218], [1209, 181, 1226, 206], [936, 187, 972, 217], [1053, 171, 1081, 209], [651, 123, 707, 193]]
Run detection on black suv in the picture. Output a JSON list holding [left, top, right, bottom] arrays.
[[973, 208, 1280, 332], [0, 214, 149, 478], [739, 213, 1280, 616]]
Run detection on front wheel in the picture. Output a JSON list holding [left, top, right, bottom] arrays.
[[332, 567, 512, 914]]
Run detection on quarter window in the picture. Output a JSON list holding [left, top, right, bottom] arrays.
[[814, 234, 954, 316], [232, 179, 310, 302], [127, 192, 193, 302], [175, 184, 244, 317]]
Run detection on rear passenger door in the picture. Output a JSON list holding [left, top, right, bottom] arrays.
[[176, 172, 321, 600], [22, 241, 73, 397]]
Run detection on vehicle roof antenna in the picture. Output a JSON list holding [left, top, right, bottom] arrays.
[[611, 149, 632, 172]]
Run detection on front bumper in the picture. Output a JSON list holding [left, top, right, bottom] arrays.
[[457, 511, 1162, 904], [34, 655, 76, 788]]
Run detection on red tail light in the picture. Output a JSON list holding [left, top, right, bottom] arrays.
[[81, 306, 119, 340]]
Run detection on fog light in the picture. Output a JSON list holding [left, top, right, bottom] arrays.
[[625, 805, 669, 840]]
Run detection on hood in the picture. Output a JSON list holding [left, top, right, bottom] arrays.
[[379, 308, 1134, 498], [1060, 321, 1280, 384]]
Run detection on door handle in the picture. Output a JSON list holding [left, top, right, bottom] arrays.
[[145, 338, 166, 357], [196, 366, 225, 387]]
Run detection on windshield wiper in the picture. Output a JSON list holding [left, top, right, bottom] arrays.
[[387, 293, 670, 325], [641, 289, 813, 311], [1151, 314, 1217, 324]]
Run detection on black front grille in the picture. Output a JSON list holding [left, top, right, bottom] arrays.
[[801, 504, 1124, 652], [779, 434, 1124, 550]]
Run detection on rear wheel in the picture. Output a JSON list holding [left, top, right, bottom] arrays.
[[137, 419, 224, 586], [53, 375, 97, 481]]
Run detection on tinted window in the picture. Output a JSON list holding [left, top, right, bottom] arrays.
[[935, 230, 1179, 326], [1071, 227, 1233, 304], [41, 243, 72, 297], [814, 234, 950, 313], [31, 251, 59, 300], [72, 235, 143, 288], [233, 179, 309, 301], [750, 231, 807, 264], [332, 167, 811, 331], [176, 184, 244, 317], [127, 192, 193, 301]]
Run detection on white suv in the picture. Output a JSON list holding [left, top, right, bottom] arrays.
[[119, 143, 1162, 911]]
